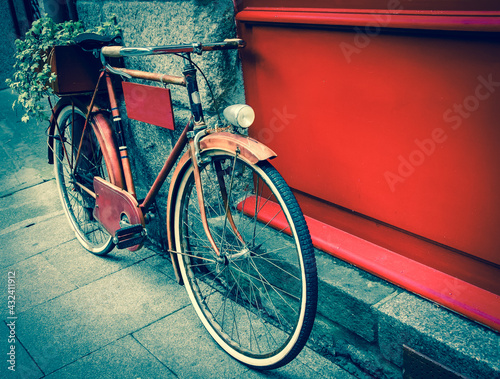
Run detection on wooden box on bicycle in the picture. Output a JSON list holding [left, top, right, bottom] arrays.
[[48, 45, 121, 96]]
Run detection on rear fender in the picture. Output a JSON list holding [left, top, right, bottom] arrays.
[[48, 98, 124, 188], [166, 131, 277, 283]]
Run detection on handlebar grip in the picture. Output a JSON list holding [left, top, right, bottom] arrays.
[[223, 38, 246, 48], [101, 46, 123, 57]]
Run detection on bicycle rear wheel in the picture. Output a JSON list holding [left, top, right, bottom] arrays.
[[174, 150, 317, 369], [53, 105, 114, 255]]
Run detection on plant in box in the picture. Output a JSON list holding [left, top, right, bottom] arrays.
[[6, 15, 120, 123]]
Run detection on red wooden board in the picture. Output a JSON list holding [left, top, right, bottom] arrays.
[[122, 82, 175, 130]]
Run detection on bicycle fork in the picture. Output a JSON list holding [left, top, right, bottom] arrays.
[[182, 52, 245, 260], [188, 137, 246, 261], [189, 139, 222, 257]]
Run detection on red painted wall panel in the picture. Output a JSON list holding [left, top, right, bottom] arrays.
[[235, 2, 500, 329], [235, 1, 500, 309], [241, 25, 500, 265]]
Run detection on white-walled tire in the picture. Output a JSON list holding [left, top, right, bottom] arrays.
[[53, 105, 114, 255], [174, 150, 317, 369]]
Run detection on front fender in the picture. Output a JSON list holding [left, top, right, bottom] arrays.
[[165, 131, 277, 283], [199, 132, 277, 164]]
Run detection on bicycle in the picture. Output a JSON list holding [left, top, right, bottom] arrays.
[[47, 33, 318, 370]]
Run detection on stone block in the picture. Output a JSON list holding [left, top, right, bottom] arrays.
[[315, 250, 396, 342], [0, 214, 75, 268], [376, 292, 500, 379], [78, 0, 245, 111], [43, 335, 176, 378]]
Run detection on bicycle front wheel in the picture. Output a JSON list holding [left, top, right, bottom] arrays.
[[174, 150, 317, 369], [53, 105, 114, 255]]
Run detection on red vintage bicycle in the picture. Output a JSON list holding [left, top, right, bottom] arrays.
[[47, 33, 317, 369]]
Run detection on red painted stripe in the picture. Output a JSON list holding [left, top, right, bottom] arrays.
[[236, 8, 500, 32], [239, 195, 500, 331]]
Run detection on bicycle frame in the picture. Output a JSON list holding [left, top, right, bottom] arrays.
[[99, 53, 214, 229], [48, 40, 277, 280]]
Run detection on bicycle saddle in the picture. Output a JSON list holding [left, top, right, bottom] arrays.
[[74, 33, 122, 51]]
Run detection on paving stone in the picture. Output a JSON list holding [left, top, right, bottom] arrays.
[[134, 304, 353, 379], [142, 251, 179, 282], [127, 244, 157, 261], [0, 210, 64, 237], [133, 306, 249, 379], [42, 239, 153, 288], [0, 214, 75, 268], [376, 292, 500, 379], [1, 322, 43, 379], [0, 254, 76, 316], [45, 335, 176, 378], [15, 261, 190, 374], [0, 167, 44, 198], [240, 348, 354, 379], [294, 346, 355, 379], [0, 180, 61, 231], [0, 89, 54, 194]]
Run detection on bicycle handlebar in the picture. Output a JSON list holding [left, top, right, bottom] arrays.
[[101, 38, 245, 58]]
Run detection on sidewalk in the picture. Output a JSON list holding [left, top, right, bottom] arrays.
[[0, 88, 354, 378]]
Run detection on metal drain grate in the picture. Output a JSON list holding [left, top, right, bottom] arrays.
[[403, 345, 469, 379]]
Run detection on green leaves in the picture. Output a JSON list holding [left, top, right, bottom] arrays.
[[7, 14, 121, 123]]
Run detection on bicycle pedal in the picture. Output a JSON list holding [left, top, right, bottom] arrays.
[[115, 224, 143, 237], [113, 224, 146, 249]]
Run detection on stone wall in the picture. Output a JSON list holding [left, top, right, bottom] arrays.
[[2, 1, 23, 90], [76, 0, 245, 245]]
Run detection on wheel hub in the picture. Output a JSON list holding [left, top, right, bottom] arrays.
[[216, 245, 251, 266], [228, 245, 251, 261]]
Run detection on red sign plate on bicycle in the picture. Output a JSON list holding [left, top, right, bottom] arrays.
[[122, 82, 175, 130]]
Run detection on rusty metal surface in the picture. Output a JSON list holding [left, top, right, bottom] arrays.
[[189, 140, 221, 257], [140, 123, 189, 210], [122, 82, 176, 130], [199, 132, 277, 164], [115, 67, 186, 86], [166, 150, 192, 284], [93, 177, 144, 251]]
